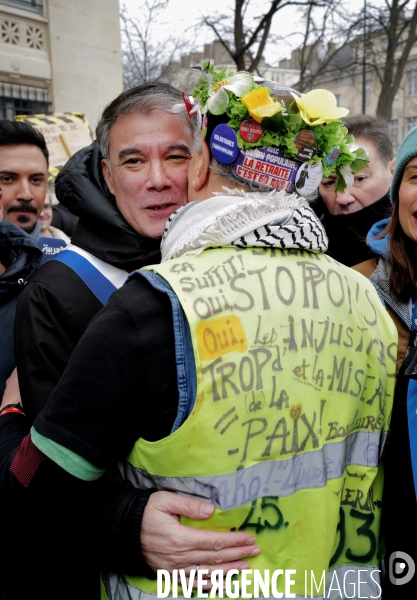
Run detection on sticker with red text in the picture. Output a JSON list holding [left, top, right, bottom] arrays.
[[234, 147, 300, 191]]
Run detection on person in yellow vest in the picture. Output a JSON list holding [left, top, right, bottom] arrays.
[[1, 67, 397, 599]]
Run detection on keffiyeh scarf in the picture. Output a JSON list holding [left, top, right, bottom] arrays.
[[161, 188, 328, 262]]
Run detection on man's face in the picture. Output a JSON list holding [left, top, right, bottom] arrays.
[[39, 196, 53, 233], [319, 138, 393, 215], [102, 110, 193, 239], [0, 144, 48, 233]]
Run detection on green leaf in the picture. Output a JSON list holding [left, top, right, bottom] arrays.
[[262, 112, 285, 133], [283, 113, 302, 126], [334, 167, 347, 193]]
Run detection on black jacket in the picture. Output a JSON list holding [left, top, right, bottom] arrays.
[[313, 193, 392, 267], [0, 222, 41, 600], [382, 347, 417, 598], [0, 221, 41, 396], [15, 142, 161, 422]]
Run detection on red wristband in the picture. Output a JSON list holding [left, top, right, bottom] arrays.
[[0, 406, 25, 417]]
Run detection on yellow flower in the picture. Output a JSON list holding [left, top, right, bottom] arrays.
[[291, 89, 349, 125], [241, 87, 282, 123]]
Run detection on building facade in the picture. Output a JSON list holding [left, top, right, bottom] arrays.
[[159, 40, 300, 95], [0, 0, 123, 129]]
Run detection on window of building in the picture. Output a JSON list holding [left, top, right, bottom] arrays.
[[335, 94, 341, 105], [366, 43, 373, 58], [0, 83, 50, 120], [408, 69, 417, 96], [407, 116, 417, 132], [382, 38, 388, 51], [388, 120, 398, 146], [0, 0, 43, 13], [365, 81, 371, 105]]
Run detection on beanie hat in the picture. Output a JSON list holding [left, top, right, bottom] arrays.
[[390, 125, 417, 204], [174, 63, 369, 196]]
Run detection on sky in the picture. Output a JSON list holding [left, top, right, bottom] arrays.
[[121, 0, 373, 66]]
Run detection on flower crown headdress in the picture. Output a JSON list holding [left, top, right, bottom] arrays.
[[178, 62, 369, 195]]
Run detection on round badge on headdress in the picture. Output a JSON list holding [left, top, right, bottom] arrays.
[[294, 162, 323, 196], [325, 147, 341, 166], [294, 130, 318, 162], [240, 119, 263, 143], [210, 124, 239, 165]]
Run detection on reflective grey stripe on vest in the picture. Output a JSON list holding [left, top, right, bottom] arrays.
[[119, 430, 386, 510], [103, 564, 381, 600]]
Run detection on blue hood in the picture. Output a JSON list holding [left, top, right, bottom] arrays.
[[366, 218, 390, 260], [0, 220, 42, 304]]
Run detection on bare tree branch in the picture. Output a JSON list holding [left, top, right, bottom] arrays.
[[120, 0, 188, 89]]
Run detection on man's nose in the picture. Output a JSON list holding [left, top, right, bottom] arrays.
[[335, 189, 355, 206], [18, 179, 34, 200], [146, 161, 170, 191]]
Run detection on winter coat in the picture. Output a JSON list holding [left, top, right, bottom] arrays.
[[353, 218, 417, 599], [0, 220, 41, 396], [315, 193, 392, 267]]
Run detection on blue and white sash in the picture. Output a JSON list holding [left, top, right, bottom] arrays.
[[52, 245, 128, 305]]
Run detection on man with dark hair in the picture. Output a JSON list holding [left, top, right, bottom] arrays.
[[316, 114, 395, 266], [15, 82, 193, 422], [0, 119, 46, 396], [0, 119, 49, 236], [0, 122, 44, 599]]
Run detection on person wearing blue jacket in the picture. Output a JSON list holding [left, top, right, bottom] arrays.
[[354, 125, 417, 597], [0, 217, 41, 397]]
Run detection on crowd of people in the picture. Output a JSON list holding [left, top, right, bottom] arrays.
[[0, 67, 416, 600]]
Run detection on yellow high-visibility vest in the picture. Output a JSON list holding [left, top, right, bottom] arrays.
[[102, 247, 397, 599]]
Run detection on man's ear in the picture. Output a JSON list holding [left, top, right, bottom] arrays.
[[101, 159, 115, 194], [191, 141, 211, 192]]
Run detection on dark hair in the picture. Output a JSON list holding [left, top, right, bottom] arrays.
[[342, 115, 393, 164], [377, 201, 416, 301], [96, 81, 197, 159], [0, 119, 49, 165]]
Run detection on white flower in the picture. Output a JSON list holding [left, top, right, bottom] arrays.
[[340, 164, 354, 186], [207, 72, 254, 115]]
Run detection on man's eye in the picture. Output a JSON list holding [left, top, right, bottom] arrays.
[[354, 176, 366, 183], [0, 176, 13, 182], [322, 180, 335, 188], [168, 154, 189, 161]]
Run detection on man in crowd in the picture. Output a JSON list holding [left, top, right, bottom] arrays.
[[0, 119, 48, 239], [1, 75, 397, 598], [316, 115, 394, 266], [0, 198, 41, 396], [14, 82, 189, 422], [3, 82, 257, 599], [0, 120, 46, 599], [0, 120, 46, 396]]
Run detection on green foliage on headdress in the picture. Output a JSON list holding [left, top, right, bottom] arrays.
[[191, 64, 369, 192]]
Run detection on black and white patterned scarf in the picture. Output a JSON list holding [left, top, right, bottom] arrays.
[[161, 188, 328, 262]]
